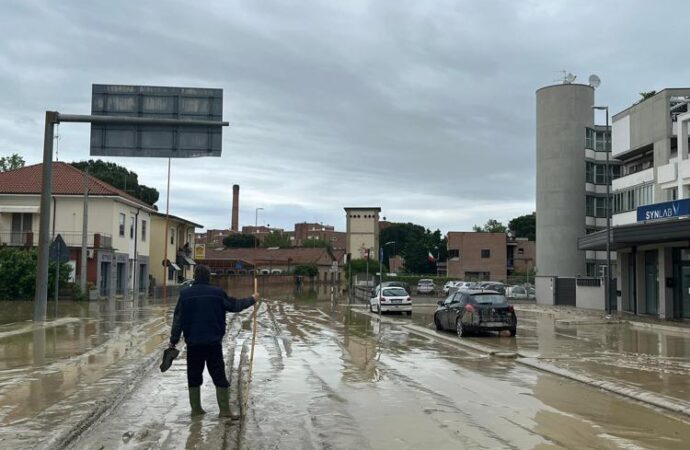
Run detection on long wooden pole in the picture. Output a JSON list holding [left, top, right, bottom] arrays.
[[248, 277, 259, 381], [162, 158, 171, 302]]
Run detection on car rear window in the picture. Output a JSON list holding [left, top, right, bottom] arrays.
[[383, 288, 408, 297], [471, 294, 508, 305]]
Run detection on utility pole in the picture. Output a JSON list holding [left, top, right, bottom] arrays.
[[80, 167, 89, 294], [33, 111, 58, 322]]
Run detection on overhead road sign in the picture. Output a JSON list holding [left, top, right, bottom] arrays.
[[89, 84, 226, 158]]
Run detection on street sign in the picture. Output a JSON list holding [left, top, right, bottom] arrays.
[[49, 235, 69, 263], [90, 84, 224, 158]]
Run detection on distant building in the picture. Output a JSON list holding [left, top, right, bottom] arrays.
[[446, 232, 535, 281], [149, 212, 203, 287], [241, 225, 283, 244], [197, 247, 345, 283], [344, 207, 381, 260], [294, 222, 346, 249], [195, 229, 228, 247]]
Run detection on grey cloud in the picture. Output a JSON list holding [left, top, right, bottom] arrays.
[[1, 0, 689, 233]]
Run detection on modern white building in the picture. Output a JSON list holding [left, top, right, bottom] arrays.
[[579, 89, 690, 319]]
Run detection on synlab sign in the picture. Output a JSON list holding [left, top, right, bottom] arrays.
[[637, 198, 690, 222]]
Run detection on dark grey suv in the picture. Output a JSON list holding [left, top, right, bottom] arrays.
[[434, 289, 517, 337]]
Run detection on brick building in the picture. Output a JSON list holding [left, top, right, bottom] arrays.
[[294, 222, 346, 249], [446, 232, 535, 281]]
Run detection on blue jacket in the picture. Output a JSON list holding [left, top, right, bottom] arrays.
[[170, 281, 256, 346]]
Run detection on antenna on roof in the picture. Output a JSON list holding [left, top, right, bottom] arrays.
[[560, 71, 576, 84], [588, 74, 601, 89]]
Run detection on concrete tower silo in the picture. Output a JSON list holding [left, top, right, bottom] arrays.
[[536, 83, 594, 282]]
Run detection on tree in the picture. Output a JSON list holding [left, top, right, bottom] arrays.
[[0, 153, 25, 172], [379, 222, 445, 274], [223, 233, 258, 248], [262, 231, 292, 248], [508, 213, 536, 241], [345, 258, 387, 279], [302, 238, 331, 249], [472, 219, 507, 233], [0, 248, 71, 300], [70, 160, 159, 206], [634, 91, 657, 105], [294, 264, 319, 278]]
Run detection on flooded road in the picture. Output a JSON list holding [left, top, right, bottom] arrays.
[[66, 288, 690, 450], [410, 305, 690, 404]]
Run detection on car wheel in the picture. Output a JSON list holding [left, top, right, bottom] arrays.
[[369, 303, 374, 313], [434, 315, 442, 330], [509, 327, 517, 337], [405, 311, 412, 316], [456, 318, 467, 337]]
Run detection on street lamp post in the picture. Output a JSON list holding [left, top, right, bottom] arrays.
[[593, 105, 612, 315]]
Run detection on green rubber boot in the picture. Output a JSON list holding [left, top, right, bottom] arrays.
[[188, 386, 206, 416], [216, 387, 232, 418]]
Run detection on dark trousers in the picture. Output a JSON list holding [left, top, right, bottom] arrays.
[[186, 343, 229, 388]]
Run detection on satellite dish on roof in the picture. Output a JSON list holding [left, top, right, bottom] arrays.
[[588, 74, 601, 88], [564, 72, 577, 84]]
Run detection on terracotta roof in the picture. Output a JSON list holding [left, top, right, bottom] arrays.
[[202, 247, 345, 266], [0, 162, 153, 209]]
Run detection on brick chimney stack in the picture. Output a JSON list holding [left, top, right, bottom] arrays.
[[231, 184, 240, 232]]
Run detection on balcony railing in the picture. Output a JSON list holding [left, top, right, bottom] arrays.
[[0, 231, 34, 247], [0, 231, 112, 248]]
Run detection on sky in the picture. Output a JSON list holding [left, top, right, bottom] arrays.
[[1, 0, 689, 234]]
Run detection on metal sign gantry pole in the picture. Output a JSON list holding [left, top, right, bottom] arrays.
[[33, 112, 229, 322]]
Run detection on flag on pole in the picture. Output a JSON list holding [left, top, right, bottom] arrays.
[[427, 251, 435, 262]]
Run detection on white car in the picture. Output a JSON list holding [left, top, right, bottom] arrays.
[[506, 285, 528, 299], [443, 281, 459, 294], [370, 286, 413, 315]]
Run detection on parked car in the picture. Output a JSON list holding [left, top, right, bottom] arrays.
[[434, 289, 517, 337], [443, 281, 460, 294], [448, 281, 478, 294], [416, 279, 436, 295], [478, 281, 507, 295], [375, 280, 412, 295], [179, 279, 194, 288], [506, 285, 529, 299], [370, 286, 413, 315]]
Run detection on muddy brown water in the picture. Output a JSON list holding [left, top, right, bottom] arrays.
[[2, 284, 690, 449]]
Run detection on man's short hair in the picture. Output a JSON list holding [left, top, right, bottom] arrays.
[[194, 264, 211, 283]]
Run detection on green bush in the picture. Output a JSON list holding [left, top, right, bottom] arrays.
[[345, 258, 388, 280], [0, 247, 71, 300], [293, 264, 319, 278]]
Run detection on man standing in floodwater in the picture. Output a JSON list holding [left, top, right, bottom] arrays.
[[169, 264, 258, 417]]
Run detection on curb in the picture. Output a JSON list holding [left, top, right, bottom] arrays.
[[348, 306, 690, 418], [517, 358, 690, 417], [627, 320, 690, 335]]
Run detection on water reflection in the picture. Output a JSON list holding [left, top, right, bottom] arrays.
[[0, 298, 169, 425]]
